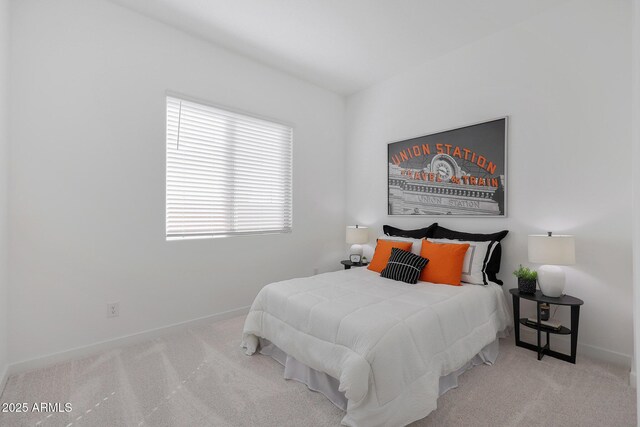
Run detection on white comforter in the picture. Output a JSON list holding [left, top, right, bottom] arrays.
[[242, 267, 511, 427]]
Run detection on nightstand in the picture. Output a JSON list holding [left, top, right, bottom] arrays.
[[509, 288, 583, 364], [341, 260, 369, 270]]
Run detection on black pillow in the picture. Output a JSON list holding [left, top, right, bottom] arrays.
[[383, 223, 438, 239], [431, 226, 509, 285], [431, 226, 508, 242], [380, 248, 429, 284]]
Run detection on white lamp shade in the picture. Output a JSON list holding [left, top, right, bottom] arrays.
[[346, 226, 369, 244], [528, 234, 575, 265]]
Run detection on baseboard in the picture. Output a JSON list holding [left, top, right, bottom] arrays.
[[0, 364, 8, 399], [6, 305, 250, 377], [578, 342, 633, 368], [519, 329, 632, 368]]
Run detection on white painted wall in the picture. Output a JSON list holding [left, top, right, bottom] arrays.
[[632, 0, 640, 395], [0, 0, 9, 382], [346, 0, 633, 365], [8, 0, 345, 364]]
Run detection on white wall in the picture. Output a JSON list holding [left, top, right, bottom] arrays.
[[8, 0, 345, 364], [0, 0, 9, 382], [632, 0, 640, 392], [346, 0, 633, 365]]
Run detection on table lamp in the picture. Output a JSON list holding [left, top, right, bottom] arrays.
[[346, 225, 369, 259], [528, 232, 575, 297]]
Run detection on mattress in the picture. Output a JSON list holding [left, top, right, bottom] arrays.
[[242, 267, 512, 427]]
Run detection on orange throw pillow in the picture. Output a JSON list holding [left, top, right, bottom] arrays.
[[367, 240, 413, 273], [419, 240, 470, 286]]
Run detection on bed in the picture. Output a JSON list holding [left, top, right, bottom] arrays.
[[242, 266, 511, 427]]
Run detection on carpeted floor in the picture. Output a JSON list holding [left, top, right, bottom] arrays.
[[0, 315, 635, 427]]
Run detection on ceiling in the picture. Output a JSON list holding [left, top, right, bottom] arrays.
[[110, 0, 566, 95]]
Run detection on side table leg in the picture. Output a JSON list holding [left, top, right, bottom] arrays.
[[512, 294, 520, 345], [570, 306, 580, 364], [546, 330, 550, 354], [536, 301, 542, 360]]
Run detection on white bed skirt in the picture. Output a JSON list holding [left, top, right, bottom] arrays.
[[258, 337, 500, 412]]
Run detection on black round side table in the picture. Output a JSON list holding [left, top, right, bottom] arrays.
[[509, 288, 584, 364], [340, 260, 369, 270]]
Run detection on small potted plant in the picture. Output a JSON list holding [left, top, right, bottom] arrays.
[[513, 265, 537, 294]]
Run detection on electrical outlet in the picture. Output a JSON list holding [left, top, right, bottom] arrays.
[[107, 302, 120, 318]]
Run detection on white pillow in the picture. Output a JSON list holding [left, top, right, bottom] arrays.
[[427, 238, 498, 285], [377, 234, 423, 256]]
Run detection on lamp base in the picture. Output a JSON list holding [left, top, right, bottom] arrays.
[[538, 265, 565, 297], [349, 244, 364, 256]]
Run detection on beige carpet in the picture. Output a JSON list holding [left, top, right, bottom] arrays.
[[0, 315, 635, 427]]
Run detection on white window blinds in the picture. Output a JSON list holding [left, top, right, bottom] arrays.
[[166, 96, 293, 240]]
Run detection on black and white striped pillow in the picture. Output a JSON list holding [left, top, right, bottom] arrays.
[[380, 247, 429, 284]]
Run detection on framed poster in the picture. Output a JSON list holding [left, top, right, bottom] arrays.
[[388, 117, 507, 216]]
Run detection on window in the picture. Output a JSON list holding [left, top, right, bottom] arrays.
[[166, 96, 293, 240]]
